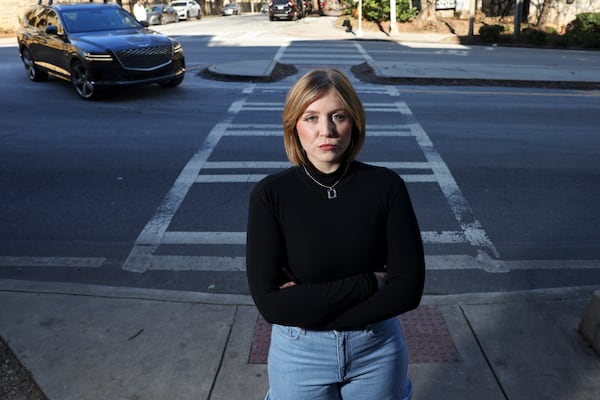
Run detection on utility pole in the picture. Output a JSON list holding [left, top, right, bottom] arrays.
[[354, 0, 363, 37], [514, 0, 523, 40], [390, 0, 399, 36], [468, 0, 476, 37]]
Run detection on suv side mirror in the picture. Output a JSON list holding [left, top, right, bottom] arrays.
[[45, 24, 58, 35]]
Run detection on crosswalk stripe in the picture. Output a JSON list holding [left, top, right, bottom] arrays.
[[0, 256, 105, 268]]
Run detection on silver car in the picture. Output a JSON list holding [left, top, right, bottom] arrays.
[[221, 3, 242, 15], [170, 0, 201, 20], [222, 3, 241, 16], [146, 5, 179, 25]]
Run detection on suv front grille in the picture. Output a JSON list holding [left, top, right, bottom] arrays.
[[115, 45, 173, 70]]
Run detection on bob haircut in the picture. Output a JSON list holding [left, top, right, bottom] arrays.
[[282, 69, 366, 166]]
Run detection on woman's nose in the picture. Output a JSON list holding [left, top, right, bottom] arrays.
[[319, 118, 336, 137]]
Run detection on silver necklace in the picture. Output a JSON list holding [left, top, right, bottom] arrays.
[[302, 163, 349, 200]]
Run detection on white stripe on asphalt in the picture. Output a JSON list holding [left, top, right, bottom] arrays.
[[156, 230, 469, 246], [123, 120, 233, 272], [0, 257, 105, 268], [2, 255, 598, 273], [123, 96, 502, 273]]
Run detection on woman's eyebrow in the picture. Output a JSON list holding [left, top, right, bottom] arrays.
[[302, 108, 346, 114]]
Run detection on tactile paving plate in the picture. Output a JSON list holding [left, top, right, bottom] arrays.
[[249, 305, 458, 364]]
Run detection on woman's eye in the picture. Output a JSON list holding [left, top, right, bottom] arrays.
[[303, 115, 317, 122], [332, 113, 348, 122]]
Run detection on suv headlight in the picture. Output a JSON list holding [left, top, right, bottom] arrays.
[[83, 52, 114, 62]]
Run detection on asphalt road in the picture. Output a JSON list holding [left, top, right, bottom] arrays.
[[1, 14, 599, 296]]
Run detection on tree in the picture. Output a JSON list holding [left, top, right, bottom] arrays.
[[418, 0, 437, 22], [537, 0, 559, 28]]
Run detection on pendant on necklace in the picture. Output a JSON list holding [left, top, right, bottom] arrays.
[[327, 188, 337, 199]]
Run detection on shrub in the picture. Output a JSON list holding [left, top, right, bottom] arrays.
[[570, 12, 600, 33], [549, 33, 572, 48], [565, 12, 600, 48], [521, 27, 547, 46], [479, 24, 505, 43], [344, 0, 417, 23], [579, 32, 600, 48]]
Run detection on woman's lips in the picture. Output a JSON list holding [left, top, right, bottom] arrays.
[[319, 144, 335, 151]]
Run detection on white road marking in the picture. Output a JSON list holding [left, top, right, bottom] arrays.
[[122, 88, 503, 273], [0, 257, 105, 268], [123, 120, 233, 272]]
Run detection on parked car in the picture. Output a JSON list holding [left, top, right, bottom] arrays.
[[146, 4, 179, 25], [17, 2, 185, 100], [222, 3, 241, 16], [170, 0, 201, 20], [269, 0, 302, 21], [261, 2, 269, 13]]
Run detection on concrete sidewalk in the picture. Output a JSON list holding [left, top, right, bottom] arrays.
[[1, 279, 599, 400], [201, 16, 600, 87]]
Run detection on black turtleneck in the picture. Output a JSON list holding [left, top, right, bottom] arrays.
[[246, 160, 425, 330]]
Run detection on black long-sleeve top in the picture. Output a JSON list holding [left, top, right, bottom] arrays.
[[246, 161, 425, 331]]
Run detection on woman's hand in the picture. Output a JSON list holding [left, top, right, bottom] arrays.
[[279, 281, 296, 289]]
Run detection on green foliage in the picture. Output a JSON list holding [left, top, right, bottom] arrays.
[[570, 12, 600, 33], [522, 27, 547, 46], [341, 0, 417, 23], [564, 12, 600, 49], [362, 0, 389, 21], [479, 24, 505, 43]]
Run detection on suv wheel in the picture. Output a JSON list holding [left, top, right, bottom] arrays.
[[71, 60, 96, 100], [21, 48, 48, 81]]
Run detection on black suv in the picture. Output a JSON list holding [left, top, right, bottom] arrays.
[[17, 2, 185, 99], [269, 0, 302, 21]]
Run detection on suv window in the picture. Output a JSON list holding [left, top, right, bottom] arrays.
[[273, 0, 290, 4], [46, 9, 63, 34], [61, 8, 139, 33], [25, 7, 48, 29]]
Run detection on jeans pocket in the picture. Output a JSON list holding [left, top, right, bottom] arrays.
[[271, 324, 303, 341], [367, 318, 400, 338]]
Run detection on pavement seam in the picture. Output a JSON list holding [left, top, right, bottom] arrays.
[[460, 305, 509, 400], [207, 305, 239, 399]]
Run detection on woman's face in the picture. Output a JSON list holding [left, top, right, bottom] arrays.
[[296, 90, 353, 173]]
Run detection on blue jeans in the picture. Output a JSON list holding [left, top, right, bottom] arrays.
[[266, 318, 412, 400]]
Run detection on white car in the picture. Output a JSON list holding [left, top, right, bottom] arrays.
[[170, 0, 201, 20]]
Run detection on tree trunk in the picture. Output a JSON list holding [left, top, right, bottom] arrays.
[[537, 0, 558, 28], [418, 0, 438, 22]]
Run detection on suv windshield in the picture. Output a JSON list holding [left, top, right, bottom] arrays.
[[61, 8, 140, 33]]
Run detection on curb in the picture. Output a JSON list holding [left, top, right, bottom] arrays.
[[580, 290, 600, 355], [2, 279, 599, 307]]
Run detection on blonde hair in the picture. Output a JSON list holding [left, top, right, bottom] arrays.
[[282, 69, 366, 166]]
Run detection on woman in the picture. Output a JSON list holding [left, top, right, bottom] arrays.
[[246, 69, 425, 400]]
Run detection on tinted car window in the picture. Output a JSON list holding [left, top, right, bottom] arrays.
[[61, 8, 139, 33], [46, 9, 63, 34], [30, 8, 48, 29]]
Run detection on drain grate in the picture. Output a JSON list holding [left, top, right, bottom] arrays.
[[249, 305, 458, 364]]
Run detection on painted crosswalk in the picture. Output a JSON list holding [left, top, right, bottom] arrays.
[[123, 83, 502, 273]]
